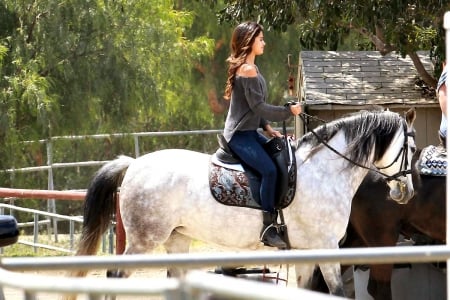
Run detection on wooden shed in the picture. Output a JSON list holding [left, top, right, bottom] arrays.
[[296, 51, 446, 299], [298, 51, 440, 149]]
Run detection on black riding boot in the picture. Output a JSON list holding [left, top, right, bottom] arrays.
[[260, 211, 287, 249]]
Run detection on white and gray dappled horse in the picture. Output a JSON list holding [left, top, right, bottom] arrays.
[[67, 108, 416, 298]]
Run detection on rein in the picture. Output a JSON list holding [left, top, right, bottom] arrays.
[[298, 112, 413, 182]]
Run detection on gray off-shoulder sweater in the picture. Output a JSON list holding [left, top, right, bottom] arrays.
[[223, 73, 292, 142]]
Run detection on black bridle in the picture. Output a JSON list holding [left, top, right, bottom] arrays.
[[299, 113, 415, 182], [376, 119, 415, 182]]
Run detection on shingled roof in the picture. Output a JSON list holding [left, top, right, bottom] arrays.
[[300, 51, 438, 108]]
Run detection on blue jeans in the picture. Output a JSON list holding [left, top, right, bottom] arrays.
[[228, 130, 277, 212]]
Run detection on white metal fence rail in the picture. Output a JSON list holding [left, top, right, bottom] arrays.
[[5, 129, 226, 175], [0, 245, 449, 299], [0, 268, 337, 300]]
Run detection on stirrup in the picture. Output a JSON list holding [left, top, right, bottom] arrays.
[[260, 223, 277, 240], [260, 224, 287, 249]]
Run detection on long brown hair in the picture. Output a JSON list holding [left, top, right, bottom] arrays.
[[223, 22, 263, 100]]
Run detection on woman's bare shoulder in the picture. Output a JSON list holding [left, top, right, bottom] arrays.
[[237, 63, 258, 78]]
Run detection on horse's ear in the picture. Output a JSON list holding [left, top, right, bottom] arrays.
[[405, 107, 416, 125]]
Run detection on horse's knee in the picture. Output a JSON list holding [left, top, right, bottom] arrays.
[[296, 273, 315, 289], [296, 274, 303, 287], [295, 265, 314, 288]]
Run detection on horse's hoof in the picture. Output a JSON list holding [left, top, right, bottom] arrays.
[[106, 270, 124, 278]]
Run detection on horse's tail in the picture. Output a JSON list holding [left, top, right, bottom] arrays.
[[66, 155, 134, 281]]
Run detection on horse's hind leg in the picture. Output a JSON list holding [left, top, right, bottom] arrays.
[[107, 234, 163, 279], [163, 230, 192, 277], [319, 263, 346, 296]]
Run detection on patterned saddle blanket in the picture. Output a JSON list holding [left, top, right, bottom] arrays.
[[209, 143, 297, 210], [418, 145, 447, 176]]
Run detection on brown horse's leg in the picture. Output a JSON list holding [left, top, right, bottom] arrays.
[[367, 264, 394, 300]]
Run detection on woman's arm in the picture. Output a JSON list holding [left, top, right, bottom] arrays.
[[438, 83, 447, 117]]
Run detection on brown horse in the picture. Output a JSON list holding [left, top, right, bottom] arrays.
[[313, 148, 445, 299]]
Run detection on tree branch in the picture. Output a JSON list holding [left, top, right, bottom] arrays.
[[408, 51, 437, 88], [354, 25, 395, 55]]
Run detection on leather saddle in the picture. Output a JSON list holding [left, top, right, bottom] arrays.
[[209, 134, 297, 210]]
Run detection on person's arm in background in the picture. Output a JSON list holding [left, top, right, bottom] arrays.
[[437, 64, 447, 117], [438, 80, 447, 118]]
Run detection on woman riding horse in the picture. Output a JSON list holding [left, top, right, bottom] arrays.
[[222, 21, 302, 248]]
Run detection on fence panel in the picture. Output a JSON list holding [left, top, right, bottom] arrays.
[[0, 246, 448, 299]]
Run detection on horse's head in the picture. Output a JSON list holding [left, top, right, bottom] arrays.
[[373, 108, 416, 204], [298, 108, 417, 204]]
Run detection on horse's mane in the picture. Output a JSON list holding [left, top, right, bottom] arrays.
[[297, 110, 403, 167]]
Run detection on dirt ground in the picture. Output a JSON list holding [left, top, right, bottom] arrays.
[[3, 267, 296, 300], [2, 243, 299, 300]]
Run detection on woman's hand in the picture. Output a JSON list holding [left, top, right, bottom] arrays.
[[265, 125, 282, 137], [290, 103, 302, 115]]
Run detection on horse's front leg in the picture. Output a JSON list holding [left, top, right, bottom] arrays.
[[367, 264, 394, 300], [318, 263, 346, 297], [294, 263, 317, 289]]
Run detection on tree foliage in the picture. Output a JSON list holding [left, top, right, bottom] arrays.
[[210, 0, 450, 87], [181, 1, 301, 115], [0, 0, 215, 172], [0, 0, 302, 192]]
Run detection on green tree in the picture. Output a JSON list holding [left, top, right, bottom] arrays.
[[209, 0, 450, 87], [0, 0, 215, 172], [184, 1, 302, 115], [0, 0, 303, 191]]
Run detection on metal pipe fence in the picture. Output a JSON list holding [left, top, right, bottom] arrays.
[[0, 203, 114, 255], [0, 245, 448, 299], [3, 245, 450, 272], [0, 268, 337, 300]]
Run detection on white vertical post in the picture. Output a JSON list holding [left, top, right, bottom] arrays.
[[295, 51, 305, 139], [444, 10, 450, 300], [46, 140, 57, 242]]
